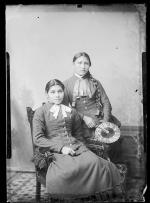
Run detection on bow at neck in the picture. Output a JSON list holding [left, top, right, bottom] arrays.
[[50, 104, 72, 119], [73, 71, 96, 98]]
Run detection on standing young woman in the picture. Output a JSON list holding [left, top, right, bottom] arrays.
[[63, 52, 121, 144], [33, 79, 123, 200]]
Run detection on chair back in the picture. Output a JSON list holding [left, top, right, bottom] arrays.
[[26, 103, 45, 152], [26, 107, 35, 152]]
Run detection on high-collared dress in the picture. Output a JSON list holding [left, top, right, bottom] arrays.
[[63, 73, 119, 142], [63, 73, 112, 121], [33, 102, 123, 199]]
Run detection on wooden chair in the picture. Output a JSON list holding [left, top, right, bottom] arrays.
[[26, 107, 43, 203], [26, 106, 127, 202]]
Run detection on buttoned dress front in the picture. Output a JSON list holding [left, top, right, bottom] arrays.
[[63, 74, 113, 142], [33, 102, 123, 198]]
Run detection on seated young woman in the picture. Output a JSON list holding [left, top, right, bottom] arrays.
[[33, 79, 124, 200]]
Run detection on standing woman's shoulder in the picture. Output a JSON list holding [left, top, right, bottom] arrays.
[[63, 78, 70, 90], [63, 75, 75, 86], [90, 74, 102, 87]]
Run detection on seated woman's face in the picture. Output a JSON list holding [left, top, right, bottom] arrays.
[[47, 85, 64, 105], [74, 56, 90, 76]]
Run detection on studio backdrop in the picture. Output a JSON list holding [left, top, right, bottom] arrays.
[[6, 4, 146, 171]]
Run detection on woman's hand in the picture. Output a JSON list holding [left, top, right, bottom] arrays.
[[83, 116, 96, 128], [61, 146, 76, 156]]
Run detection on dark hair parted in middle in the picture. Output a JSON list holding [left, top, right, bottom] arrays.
[[73, 52, 91, 66], [45, 79, 65, 93]]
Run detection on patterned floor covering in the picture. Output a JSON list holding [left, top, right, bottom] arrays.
[[7, 171, 46, 203], [7, 170, 146, 203]]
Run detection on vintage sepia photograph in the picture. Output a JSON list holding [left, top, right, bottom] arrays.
[[6, 4, 147, 202]]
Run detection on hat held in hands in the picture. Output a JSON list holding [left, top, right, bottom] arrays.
[[94, 122, 120, 144]]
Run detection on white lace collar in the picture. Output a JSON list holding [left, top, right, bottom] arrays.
[[49, 104, 72, 119]]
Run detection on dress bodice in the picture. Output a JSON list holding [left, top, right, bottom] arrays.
[[63, 74, 112, 122], [33, 102, 87, 152], [45, 107, 77, 146]]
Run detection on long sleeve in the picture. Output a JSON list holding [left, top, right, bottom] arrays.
[[62, 80, 70, 106], [71, 109, 86, 144], [33, 107, 65, 153], [63, 80, 84, 119], [97, 81, 112, 121]]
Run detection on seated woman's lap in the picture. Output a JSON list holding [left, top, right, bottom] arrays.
[[46, 150, 109, 180], [46, 150, 122, 195]]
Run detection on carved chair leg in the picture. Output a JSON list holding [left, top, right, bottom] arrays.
[[36, 178, 41, 203]]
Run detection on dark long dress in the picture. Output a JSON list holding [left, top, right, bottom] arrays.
[[33, 102, 123, 199]]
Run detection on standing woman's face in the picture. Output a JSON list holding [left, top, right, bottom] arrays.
[[47, 85, 64, 105], [73, 56, 90, 76]]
